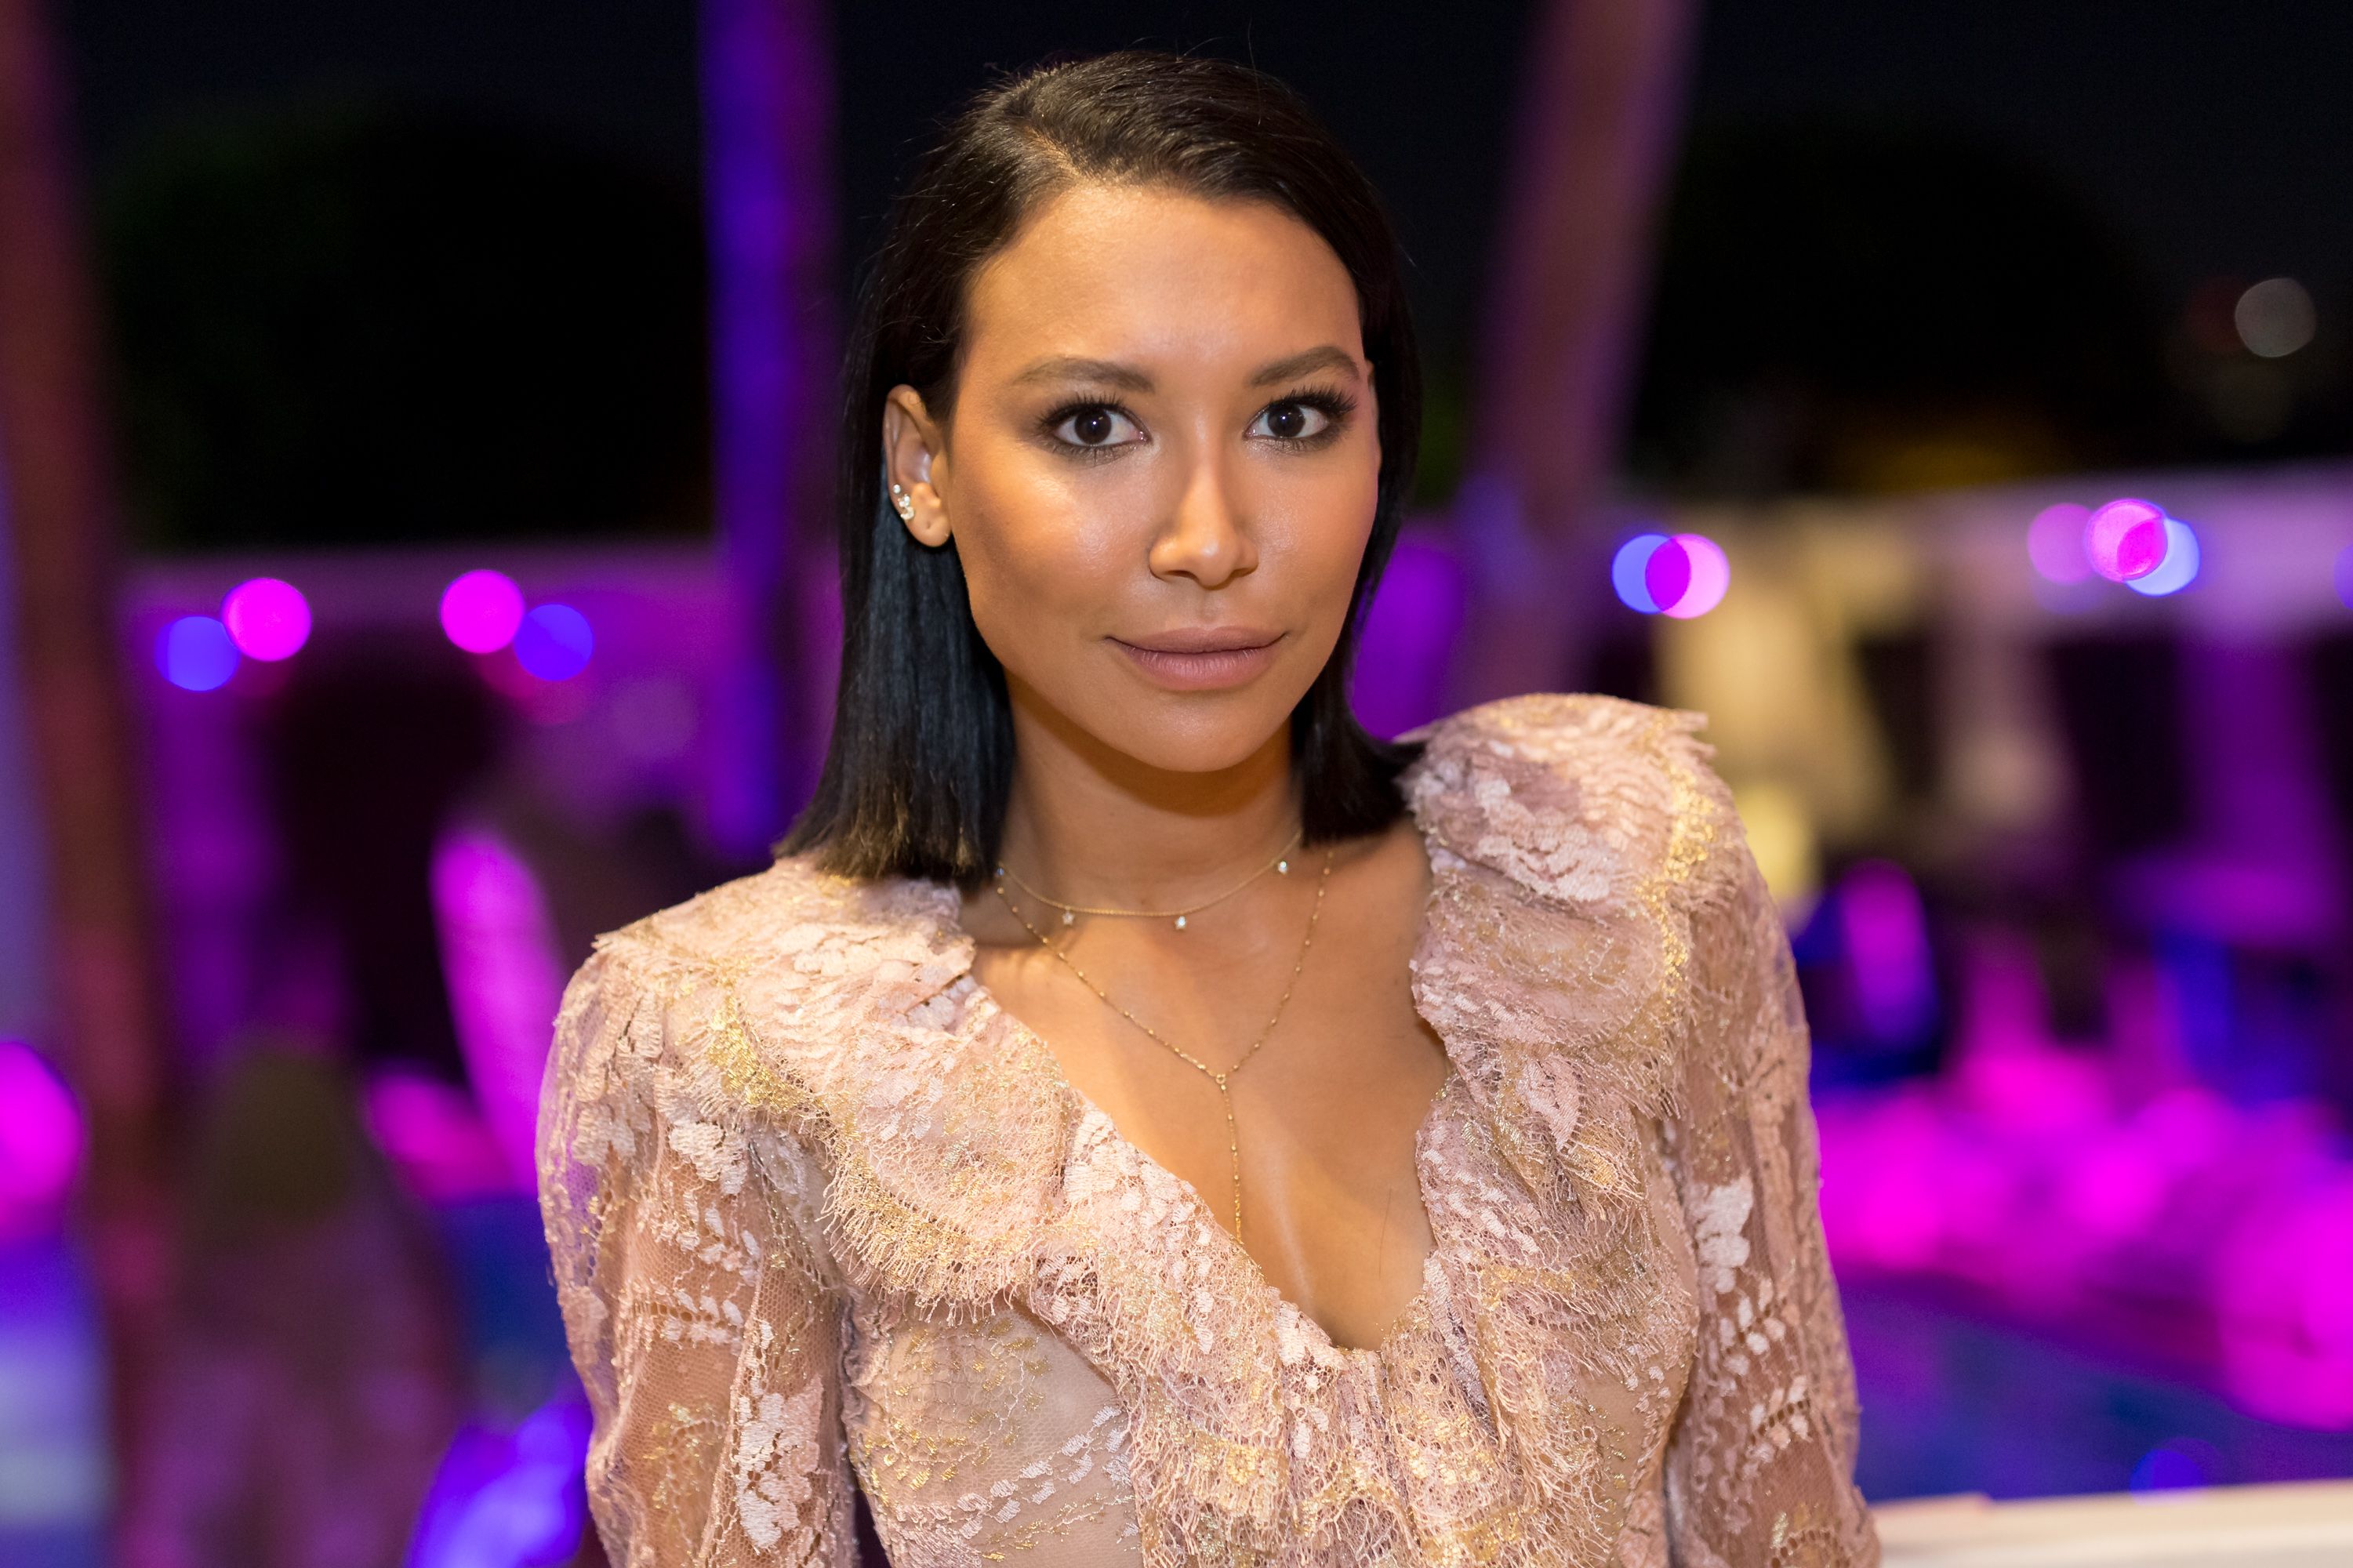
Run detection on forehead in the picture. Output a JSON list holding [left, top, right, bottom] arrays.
[[961, 183, 1364, 378]]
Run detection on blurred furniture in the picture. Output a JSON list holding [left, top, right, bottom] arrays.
[[1875, 1477, 2353, 1566]]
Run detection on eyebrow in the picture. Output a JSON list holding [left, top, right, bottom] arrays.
[[1247, 345, 1361, 387], [1008, 356, 1155, 393], [1005, 345, 1364, 394]]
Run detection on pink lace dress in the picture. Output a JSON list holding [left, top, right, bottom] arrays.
[[537, 695, 1881, 1566]]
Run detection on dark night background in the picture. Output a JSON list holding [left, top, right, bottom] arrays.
[[49, 1, 2353, 545]]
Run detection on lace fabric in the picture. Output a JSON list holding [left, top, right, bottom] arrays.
[[537, 694, 1882, 1566]]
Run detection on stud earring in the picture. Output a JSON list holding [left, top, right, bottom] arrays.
[[889, 483, 915, 522]]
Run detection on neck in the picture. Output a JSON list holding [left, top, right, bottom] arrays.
[[995, 681, 1300, 909]]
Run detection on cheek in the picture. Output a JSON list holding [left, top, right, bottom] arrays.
[[950, 460, 1125, 661], [1280, 463, 1383, 641]]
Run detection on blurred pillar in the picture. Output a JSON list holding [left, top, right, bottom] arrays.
[[1454, 0, 1698, 706], [0, 0, 175, 1555], [700, 0, 838, 858]]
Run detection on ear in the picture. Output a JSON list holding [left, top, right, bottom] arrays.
[[882, 386, 953, 547]]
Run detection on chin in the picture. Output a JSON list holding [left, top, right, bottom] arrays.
[[1089, 688, 1298, 775]]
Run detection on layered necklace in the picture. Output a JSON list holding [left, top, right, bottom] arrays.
[[995, 827, 1304, 931], [991, 833, 1334, 1243]]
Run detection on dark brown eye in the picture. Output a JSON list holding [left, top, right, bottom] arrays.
[[1051, 405, 1141, 449], [1250, 400, 1331, 441]]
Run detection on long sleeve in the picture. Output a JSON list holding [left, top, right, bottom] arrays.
[[1661, 833, 1879, 1568], [536, 940, 859, 1567]]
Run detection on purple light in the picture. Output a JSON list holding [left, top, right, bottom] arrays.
[[430, 828, 568, 1191], [1659, 534, 1730, 619], [155, 615, 241, 691], [2334, 543, 2353, 611], [2028, 503, 2093, 584], [220, 576, 311, 660], [1612, 534, 1669, 612], [1839, 860, 1937, 1043], [2086, 499, 2168, 583], [513, 604, 593, 682], [2130, 1438, 2221, 1494], [440, 570, 525, 654], [0, 1040, 83, 1239], [1351, 533, 1467, 739], [361, 1071, 519, 1204], [406, 1392, 592, 1568], [1644, 536, 1692, 612], [1611, 532, 1729, 617]]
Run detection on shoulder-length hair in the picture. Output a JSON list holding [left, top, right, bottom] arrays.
[[783, 50, 1424, 887]]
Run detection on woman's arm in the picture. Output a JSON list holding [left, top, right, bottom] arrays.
[[1662, 829, 1880, 1568], [538, 942, 859, 1566]]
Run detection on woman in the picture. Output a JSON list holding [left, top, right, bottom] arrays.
[[539, 50, 1879, 1567]]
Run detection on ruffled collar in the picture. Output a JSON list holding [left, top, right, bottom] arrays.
[[686, 696, 1711, 1327]]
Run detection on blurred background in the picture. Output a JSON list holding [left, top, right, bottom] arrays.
[[2, 2, 2351, 1564]]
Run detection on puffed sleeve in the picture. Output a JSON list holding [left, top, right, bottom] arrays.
[[536, 940, 860, 1566], [1661, 826, 1880, 1568]]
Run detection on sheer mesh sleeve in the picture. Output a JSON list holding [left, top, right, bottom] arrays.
[[1662, 832, 1880, 1568], [537, 942, 859, 1567]]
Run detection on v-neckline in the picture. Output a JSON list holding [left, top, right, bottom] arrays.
[[928, 815, 1460, 1365]]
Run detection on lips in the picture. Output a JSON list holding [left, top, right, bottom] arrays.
[[1109, 628, 1284, 691]]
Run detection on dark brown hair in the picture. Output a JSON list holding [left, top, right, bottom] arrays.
[[783, 51, 1423, 886]]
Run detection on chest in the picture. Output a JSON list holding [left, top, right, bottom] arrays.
[[830, 1076, 1704, 1566], [968, 879, 1451, 1353]]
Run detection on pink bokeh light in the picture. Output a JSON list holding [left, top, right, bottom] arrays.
[[430, 826, 566, 1191], [2028, 503, 2093, 584], [0, 1040, 84, 1239], [2085, 498, 2169, 583], [438, 569, 527, 655], [220, 576, 312, 661], [1659, 534, 1730, 619]]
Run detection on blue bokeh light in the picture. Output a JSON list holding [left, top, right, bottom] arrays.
[[2126, 517, 2201, 597], [2128, 1436, 2220, 1494], [1611, 534, 1669, 613], [155, 615, 241, 692], [514, 604, 594, 681]]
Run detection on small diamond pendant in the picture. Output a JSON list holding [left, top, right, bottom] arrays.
[[1276, 858, 1289, 874], [1061, 910, 1075, 926], [1173, 915, 1188, 931]]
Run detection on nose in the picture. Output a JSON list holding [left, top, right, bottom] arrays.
[[1146, 445, 1257, 590]]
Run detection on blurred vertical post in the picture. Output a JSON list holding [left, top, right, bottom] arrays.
[[1454, 0, 1698, 704], [700, 0, 838, 858], [0, 0, 173, 1554]]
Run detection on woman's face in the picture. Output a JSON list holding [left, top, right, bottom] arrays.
[[884, 183, 1381, 779]]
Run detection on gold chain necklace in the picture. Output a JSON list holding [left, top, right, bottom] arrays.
[[991, 846, 1334, 1243], [993, 827, 1303, 930]]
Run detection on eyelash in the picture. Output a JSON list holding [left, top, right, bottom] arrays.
[[1035, 384, 1361, 459]]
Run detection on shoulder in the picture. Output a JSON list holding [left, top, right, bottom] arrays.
[[1400, 692, 1748, 913], [578, 852, 961, 1004], [553, 854, 968, 1116]]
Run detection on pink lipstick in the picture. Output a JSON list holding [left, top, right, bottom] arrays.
[[1109, 627, 1285, 691]]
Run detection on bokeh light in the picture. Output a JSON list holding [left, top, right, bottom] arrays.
[[513, 603, 593, 681], [2234, 278, 2316, 358], [0, 1039, 83, 1235], [2335, 543, 2353, 611], [2084, 499, 2169, 582], [2126, 517, 2201, 597], [440, 569, 526, 654], [2027, 503, 2093, 584], [1660, 534, 1730, 619], [220, 576, 311, 661], [1611, 533, 1669, 612], [2129, 1436, 2222, 1494], [1610, 532, 1729, 617], [155, 615, 241, 691]]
